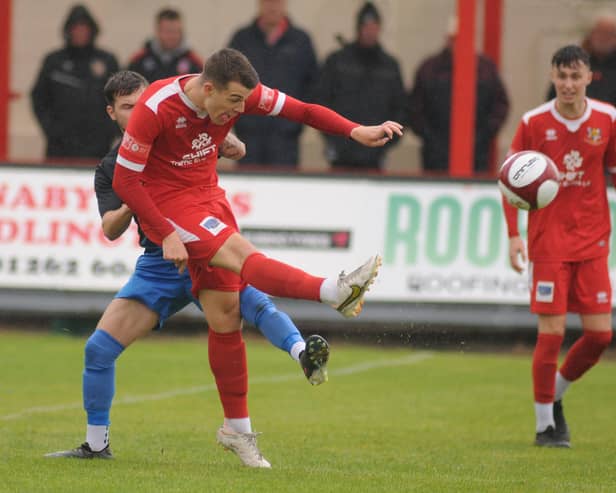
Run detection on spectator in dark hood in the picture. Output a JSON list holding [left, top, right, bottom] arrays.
[[314, 2, 406, 171], [127, 8, 203, 83], [31, 4, 120, 160]]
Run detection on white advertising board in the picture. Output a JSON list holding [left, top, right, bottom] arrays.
[[1, 167, 615, 305]]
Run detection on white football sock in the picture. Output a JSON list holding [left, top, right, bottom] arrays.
[[86, 424, 109, 451], [224, 417, 252, 434], [290, 341, 306, 362], [534, 402, 555, 433], [319, 277, 338, 305], [554, 372, 571, 402]]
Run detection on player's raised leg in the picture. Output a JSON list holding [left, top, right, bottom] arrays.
[[211, 232, 381, 319]]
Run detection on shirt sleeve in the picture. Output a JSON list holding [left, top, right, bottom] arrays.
[[94, 150, 122, 218], [245, 83, 359, 137], [112, 102, 175, 243]]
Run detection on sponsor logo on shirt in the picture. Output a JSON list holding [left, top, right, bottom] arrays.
[[120, 132, 151, 157], [192, 132, 212, 150], [200, 216, 227, 236], [175, 116, 187, 129], [561, 149, 589, 187], [258, 86, 276, 113], [536, 281, 554, 303], [171, 132, 217, 167], [545, 128, 557, 141], [584, 127, 603, 145]]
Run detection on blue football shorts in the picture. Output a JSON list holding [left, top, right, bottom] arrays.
[[115, 252, 201, 329]]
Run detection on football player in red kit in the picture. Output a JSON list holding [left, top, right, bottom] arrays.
[[503, 45, 615, 447], [113, 48, 402, 466]]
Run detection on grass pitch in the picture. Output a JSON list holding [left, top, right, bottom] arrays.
[[1, 329, 615, 493]]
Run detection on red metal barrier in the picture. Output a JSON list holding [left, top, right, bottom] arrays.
[[449, 0, 477, 177]]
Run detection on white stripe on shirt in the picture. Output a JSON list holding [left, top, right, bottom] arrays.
[[145, 82, 181, 114], [117, 154, 145, 172], [268, 92, 286, 116]]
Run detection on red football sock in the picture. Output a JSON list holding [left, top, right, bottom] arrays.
[[208, 330, 248, 419], [559, 329, 612, 382], [240, 252, 323, 301], [532, 333, 564, 403]]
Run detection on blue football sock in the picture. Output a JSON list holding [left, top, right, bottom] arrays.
[[83, 329, 125, 426], [239, 286, 304, 354]]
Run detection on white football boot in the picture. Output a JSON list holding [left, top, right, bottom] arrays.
[[216, 426, 271, 468], [333, 254, 382, 318]]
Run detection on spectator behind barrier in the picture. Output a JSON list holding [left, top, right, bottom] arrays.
[[228, 0, 318, 168], [30, 4, 120, 161], [407, 17, 509, 174], [127, 8, 203, 82], [547, 12, 616, 106], [314, 2, 405, 172]]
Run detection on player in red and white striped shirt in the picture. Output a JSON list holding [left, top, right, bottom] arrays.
[[113, 48, 402, 466], [503, 45, 615, 448]]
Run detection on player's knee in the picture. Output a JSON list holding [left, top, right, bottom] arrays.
[[84, 330, 124, 370], [585, 329, 612, 349], [239, 286, 276, 323], [253, 296, 277, 321]]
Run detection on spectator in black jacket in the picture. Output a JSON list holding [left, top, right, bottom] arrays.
[[228, 0, 318, 167], [127, 8, 203, 83], [315, 2, 405, 171], [547, 13, 616, 106], [31, 4, 119, 160], [407, 18, 509, 173]]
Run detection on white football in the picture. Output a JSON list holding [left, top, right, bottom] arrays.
[[498, 151, 560, 210]]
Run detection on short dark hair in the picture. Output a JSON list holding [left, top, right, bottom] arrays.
[[104, 70, 148, 105], [551, 44, 591, 68], [156, 8, 181, 23], [200, 48, 259, 90]]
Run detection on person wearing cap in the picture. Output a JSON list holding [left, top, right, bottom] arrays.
[[31, 4, 120, 160], [407, 17, 509, 174], [227, 0, 318, 167], [314, 1, 405, 171]]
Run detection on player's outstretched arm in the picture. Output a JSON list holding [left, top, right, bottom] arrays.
[[508, 235, 527, 273], [350, 121, 404, 147], [275, 93, 403, 144]]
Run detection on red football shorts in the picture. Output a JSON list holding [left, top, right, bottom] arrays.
[[529, 256, 611, 315], [162, 195, 244, 294]]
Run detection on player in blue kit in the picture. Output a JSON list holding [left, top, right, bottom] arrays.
[[45, 71, 329, 466]]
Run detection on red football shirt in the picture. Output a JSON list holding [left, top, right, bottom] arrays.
[[113, 75, 358, 243], [503, 98, 616, 261]]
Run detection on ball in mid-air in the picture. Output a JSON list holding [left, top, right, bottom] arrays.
[[498, 151, 560, 210]]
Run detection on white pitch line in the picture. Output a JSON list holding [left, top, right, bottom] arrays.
[[1, 352, 433, 421]]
